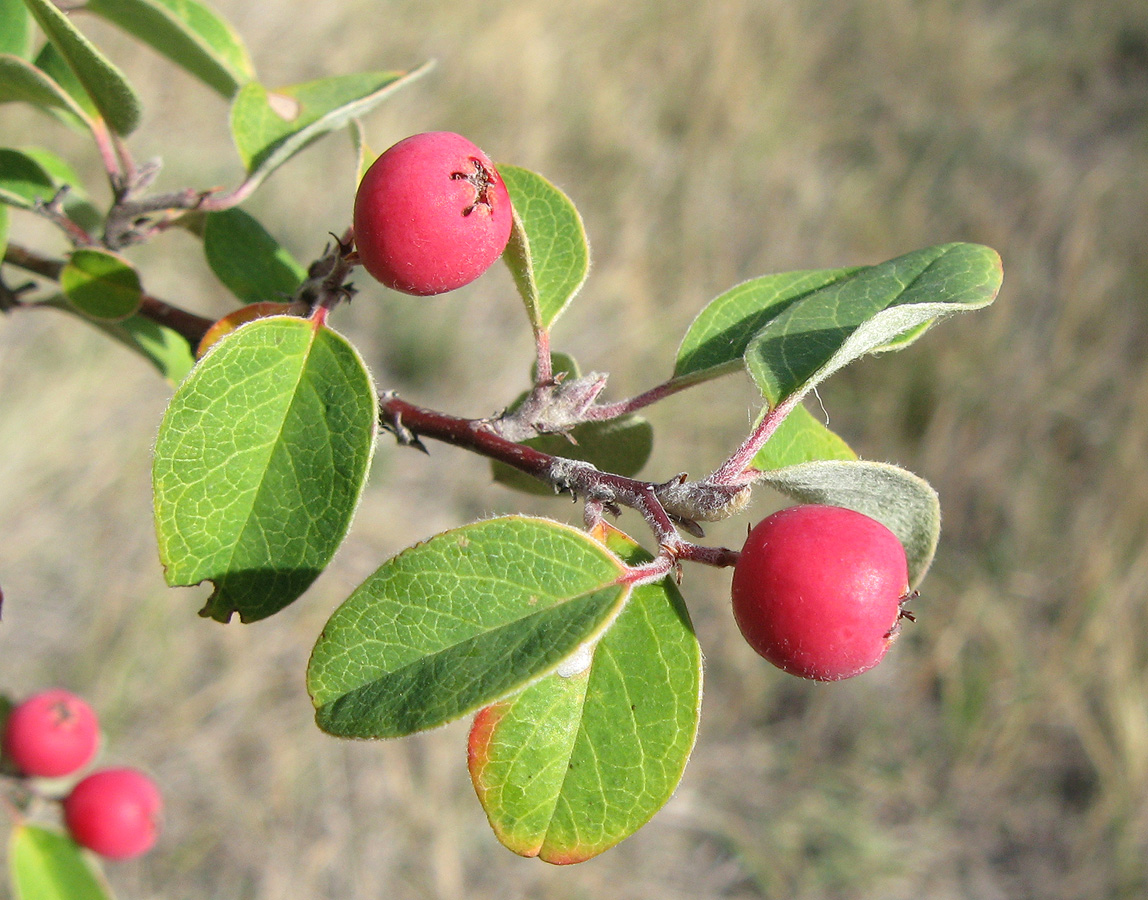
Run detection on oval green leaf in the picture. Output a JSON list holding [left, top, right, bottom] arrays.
[[21, 0, 142, 135], [33, 42, 100, 121], [750, 401, 856, 471], [0, 53, 93, 130], [203, 207, 306, 304], [0, 0, 34, 59], [9, 825, 113, 900], [229, 63, 433, 195], [499, 164, 590, 332], [0, 146, 56, 207], [61, 248, 143, 321], [85, 0, 254, 98], [674, 267, 864, 383], [758, 459, 940, 587], [307, 516, 630, 739], [39, 294, 196, 384], [468, 522, 701, 865], [745, 243, 1003, 409], [153, 315, 378, 622]]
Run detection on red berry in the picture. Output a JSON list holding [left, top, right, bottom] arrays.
[[3, 689, 99, 778], [353, 131, 514, 296], [64, 767, 162, 860], [730, 505, 911, 681]]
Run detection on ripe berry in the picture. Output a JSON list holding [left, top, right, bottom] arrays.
[[2, 689, 99, 778], [353, 131, 514, 296], [730, 505, 911, 681], [64, 767, 162, 860]]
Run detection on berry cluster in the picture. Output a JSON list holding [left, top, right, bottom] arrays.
[[2, 689, 162, 860], [731, 505, 914, 681]]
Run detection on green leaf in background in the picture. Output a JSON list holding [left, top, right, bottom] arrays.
[[9, 825, 113, 900], [203, 208, 306, 304], [98, 314, 196, 383], [758, 459, 940, 587], [491, 416, 654, 495], [21, 0, 143, 135], [40, 295, 196, 384], [61, 248, 143, 321], [745, 243, 1003, 408], [307, 516, 630, 739], [674, 267, 864, 383], [469, 522, 701, 864], [0, 146, 56, 207], [0, 0, 34, 59], [153, 315, 377, 622], [85, 0, 255, 98], [0, 202, 9, 259], [229, 63, 433, 195], [0, 53, 94, 129], [751, 401, 856, 471], [33, 42, 100, 122], [499, 164, 589, 332], [18, 145, 103, 232]]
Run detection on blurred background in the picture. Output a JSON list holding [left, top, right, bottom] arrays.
[[2, 0, 1147, 896]]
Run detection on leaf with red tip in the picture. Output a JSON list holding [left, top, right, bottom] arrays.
[[468, 523, 701, 864]]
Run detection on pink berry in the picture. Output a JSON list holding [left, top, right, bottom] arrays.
[[64, 767, 162, 860], [3, 689, 99, 778], [353, 131, 514, 296], [731, 505, 911, 681]]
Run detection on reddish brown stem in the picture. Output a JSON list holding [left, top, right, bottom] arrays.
[[380, 393, 740, 569]]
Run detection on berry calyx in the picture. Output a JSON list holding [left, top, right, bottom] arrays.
[[353, 131, 514, 296], [730, 505, 911, 681], [64, 767, 163, 860], [2, 689, 99, 778]]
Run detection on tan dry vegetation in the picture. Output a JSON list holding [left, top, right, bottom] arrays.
[[2, 0, 1148, 897]]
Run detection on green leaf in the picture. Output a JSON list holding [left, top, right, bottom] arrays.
[[751, 402, 856, 471], [0, 146, 56, 207], [97, 314, 196, 383], [499, 165, 589, 332], [0, 0, 34, 59], [9, 825, 113, 900], [0, 53, 93, 129], [203, 208, 306, 304], [307, 516, 630, 739], [18, 145, 103, 232], [745, 243, 1002, 408], [153, 315, 377, 622], [491, 416, 654, 495], [21, 0, 143, 135], [33, 42, 99, 121], [39, 295, 196, 384], [0, 202, 9, 259], [61, 248, 143, 321], [469, 523, 701, 864], [229, 63, 433, 195], [674, 267, 864, 383], [758, 460, 940, 587], [85, 0, 255, 97]]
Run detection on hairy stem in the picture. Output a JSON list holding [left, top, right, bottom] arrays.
[[709, 393, 801, 485], [379, 393, 741, 568]]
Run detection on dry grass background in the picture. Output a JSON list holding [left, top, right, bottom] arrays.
[[2, 0, 1148, 897]]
